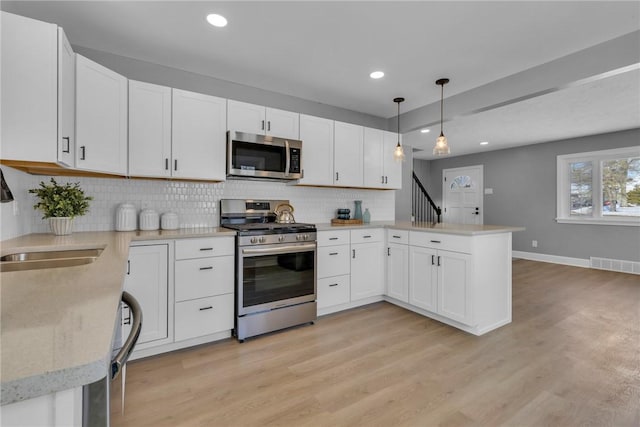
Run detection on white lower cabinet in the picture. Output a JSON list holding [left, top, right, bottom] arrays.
[[0, 387, 82, 427], [175, 293, 234, 342], [123, 244, 170, 347], [408, 246, 438, 312], [387, 242, 410, 303], [317, 276, 350, 309], [350, 229, 385, 301]]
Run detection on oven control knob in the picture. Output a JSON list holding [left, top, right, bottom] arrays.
[[278, 235, 285, 242], [251, 237, 258, 244], [259, 236, 266, 243], [305, 234, 310, 240]]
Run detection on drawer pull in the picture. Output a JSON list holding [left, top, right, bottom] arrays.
[[393, 235, 401, 239], [329, 237, 339, 241], [199, 247, 214, 251], [363, 235, 372, 238], [199, 306, 213, 311], [199, 266, 213, 271], [430, 240, 441, 244], [329, 283, 339, 287], [329, 252, 338, 256]]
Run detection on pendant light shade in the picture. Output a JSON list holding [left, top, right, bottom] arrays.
[[393, 97, 405, 162], [433, 78, 451, 156]]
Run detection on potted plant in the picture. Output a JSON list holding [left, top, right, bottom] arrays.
[[29, 178, 92, 235]]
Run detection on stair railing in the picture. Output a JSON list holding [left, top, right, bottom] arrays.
[[412, 172, 442, 224]]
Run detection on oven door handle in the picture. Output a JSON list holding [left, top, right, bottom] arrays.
[[242, 243, 316, 256]]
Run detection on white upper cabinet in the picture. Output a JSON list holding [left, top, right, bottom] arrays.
[[172, 89, 226, 181], [128, 80, 172, 178], [363, 127, 384, 188], [383, 131, 402, 189], [1, 12, 58, 163], [227, 99, 299, 139], [57, 28, 75, 168], [363, 128, 402, 189], [298, 114, 334, 186], [75, 54, 128, 175], [333, 121, 364, 187]]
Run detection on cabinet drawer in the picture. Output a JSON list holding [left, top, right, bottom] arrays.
[[175, 255, 234, 302], [317, 275, 350, 309], [317, 230, 350, 247], [351, 228, 383, 244], [386, 229, 409, 244], [317, 245, 350, 278], [175, 237, 234, 260], [409, 231, 472, 254], [174, 293, 234, 342]]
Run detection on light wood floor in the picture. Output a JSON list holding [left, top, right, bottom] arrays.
[[111, 260, 640, 426]]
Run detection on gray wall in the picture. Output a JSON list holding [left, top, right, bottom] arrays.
[[73, 46, 387, 130], [394, 147, 413, 221], [424, 128, 640, 262]]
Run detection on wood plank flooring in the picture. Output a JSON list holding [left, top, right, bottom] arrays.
[[111, 260, 640, 426]]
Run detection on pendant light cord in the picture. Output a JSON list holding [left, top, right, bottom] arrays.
[[440, 83, 444, 136], [397, 101, 400, 142]]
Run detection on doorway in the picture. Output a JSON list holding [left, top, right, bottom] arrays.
[[443, 165, 484, 224]]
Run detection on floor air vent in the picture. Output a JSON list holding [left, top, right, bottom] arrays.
[[590, 257, 640, 275]]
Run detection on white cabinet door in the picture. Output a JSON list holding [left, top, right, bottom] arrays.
[[174, 293, 234, 342], [383, 131, 402, 189], [438, 250, 473, 326], [128, 80, 172, 178], [334, 121, 364, 187], [1, 12, 57, 163], [317, 245, 350, 278], [298, 114, 334, 186], [363, 127, 384, 188], [75, 54, 128, 175], [57, 28, 75, 168], [409, 246, 438, 312], [350, 241, 384, 301], [266, 107, 299, 139], [227, 99, 265, 134], [124, 244, 169, 345], [317, 275, 350, 309], [172, 89, 226, 180], [386, 242, 409, 302]]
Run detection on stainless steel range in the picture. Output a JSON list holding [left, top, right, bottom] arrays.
[[221, 199, 317, 341]]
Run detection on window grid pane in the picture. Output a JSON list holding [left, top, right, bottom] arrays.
[[570, 161, 592, 216], [602, 157, 640, 217]]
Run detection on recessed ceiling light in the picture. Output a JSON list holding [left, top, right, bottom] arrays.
[[370, 71, 384, 79], [206, 14, 228, 27], [480, 141, 489, 145], [420, 129, 430, 133]]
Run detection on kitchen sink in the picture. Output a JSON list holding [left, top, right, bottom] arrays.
[[0, 248, 104, 272]]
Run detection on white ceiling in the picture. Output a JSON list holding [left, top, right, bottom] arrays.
[[2, 1, 640, 159]]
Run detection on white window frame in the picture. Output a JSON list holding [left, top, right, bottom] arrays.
[[557, 146, 640, 226]]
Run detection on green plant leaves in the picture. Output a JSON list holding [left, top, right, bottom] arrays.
[[28, 178, 92, 219]]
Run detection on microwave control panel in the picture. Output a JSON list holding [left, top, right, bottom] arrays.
[[289, 148, 301, 173]]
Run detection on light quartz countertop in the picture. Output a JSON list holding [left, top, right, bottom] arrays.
[[0, 228, 234, 405], [315, 221, 525, 235]]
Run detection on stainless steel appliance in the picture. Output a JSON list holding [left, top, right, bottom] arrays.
[[82, 291, 142, 426], [221, 199, 316, 341], [227, 131, 302, 180]]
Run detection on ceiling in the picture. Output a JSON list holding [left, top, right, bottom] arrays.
[[2, 1, 639, 160]]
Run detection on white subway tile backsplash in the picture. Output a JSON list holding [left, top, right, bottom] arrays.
[[11, 169, 394, 234]]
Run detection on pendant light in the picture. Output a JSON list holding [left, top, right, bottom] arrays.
[[433, 78, 450, 155], [393, 97, 405, 162]]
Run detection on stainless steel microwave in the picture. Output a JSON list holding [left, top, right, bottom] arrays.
[[227, 131, 302, 180]]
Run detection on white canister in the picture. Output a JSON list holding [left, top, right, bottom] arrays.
[[115, 203, 137, 231], [161, 212, 179, 230], [139, 209, 160, 231]]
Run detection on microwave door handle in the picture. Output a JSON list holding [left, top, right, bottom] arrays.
[[284, 140, 290, 177]]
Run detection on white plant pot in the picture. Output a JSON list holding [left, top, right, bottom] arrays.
[[49, 217, 74, 236]]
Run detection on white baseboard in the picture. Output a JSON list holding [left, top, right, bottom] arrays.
[[511, 251, 590, 268]]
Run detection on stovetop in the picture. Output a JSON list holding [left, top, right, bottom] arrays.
[[222, 222, 316, 236]]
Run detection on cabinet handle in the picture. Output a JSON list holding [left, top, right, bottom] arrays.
[[363, 235, 372, 238], [352, 249, 356, 259], [127, 260, 131, 275], [329, 237, 338, 241], [385, 176, 388, 184], [261, 120, 265, 130], [62, 137, 70, 153], [387, 247, 390, 256], [431, 255, 435, 265], [393, 235, 401, 239], [199, 247, 214, 251], [165, 158, 169, 170], [199, 266, 213, 271], [430, 240, 441, 244], [174, 159, 178, 171], [336, 172, 339, 181], [329, 283, 339, 287], [267, 121, 271, 131], [199, 306, 213, 311], [381, 175, 385, 184], [80, 146, 86, 160], [329, 252, 338, 256], [437, 256, 441, 267]]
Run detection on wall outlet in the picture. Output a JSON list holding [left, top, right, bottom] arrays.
[[532, 240, 538, 248], [484, 188, 494, 195]]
